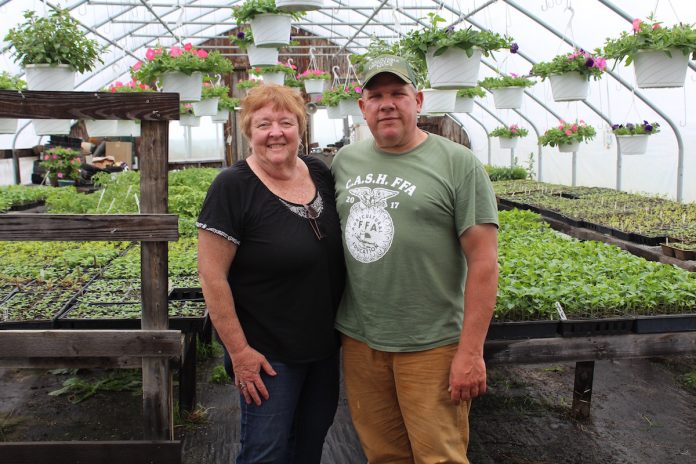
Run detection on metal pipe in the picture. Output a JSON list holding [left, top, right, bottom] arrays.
[[334, 0, 391, 57], [448, 113, 491, 166], [139, 0, 182, 43]]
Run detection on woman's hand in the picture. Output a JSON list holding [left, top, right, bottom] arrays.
[[231, 345, 277, 405]]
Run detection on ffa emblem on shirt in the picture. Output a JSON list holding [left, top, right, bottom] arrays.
[[345, 187, 398, 263]]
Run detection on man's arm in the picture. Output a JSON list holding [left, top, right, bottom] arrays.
[[449, 223, 499, 404]]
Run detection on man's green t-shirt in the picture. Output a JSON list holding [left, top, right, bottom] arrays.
[[331, 133, 499, 352]]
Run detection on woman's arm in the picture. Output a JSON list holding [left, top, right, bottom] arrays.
[[198, 229, 276, 405]]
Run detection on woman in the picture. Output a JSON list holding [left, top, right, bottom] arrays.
[[197, 85, 345, 463]]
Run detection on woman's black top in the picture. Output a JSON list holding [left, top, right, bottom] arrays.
[[197, 156, 345, 363]]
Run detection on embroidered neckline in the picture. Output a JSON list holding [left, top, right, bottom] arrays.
[[278, 192, 324, 219]]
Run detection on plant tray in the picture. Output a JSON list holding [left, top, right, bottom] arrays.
[[559, 318, 635, 337], [633, 314, 696, 334], [8, 200, 45, 212], [486, 320, 560, 340], [169, 287, 203, 301], [627, 232, 665, 247], [673, 248, 696, 261]]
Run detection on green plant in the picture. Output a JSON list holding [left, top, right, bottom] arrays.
[[4, 8, 104, 73], [131, 43, 232, 85], [40, 146, 81, 181], [48, 370, 141, 404], [682, 371, 696, 391], [489, 124, 529, 138], [218, 94, 241, 111], [0, 71, 26, 90], [485, 165, 528, 181], [211, 365, 232, 384], [237, 78, 260, 90], [456, 86, 486, 98], [202, 82, 230, 99], [232, 0, 305, 24], [538, 120, 596, 147], [296, 69, 331, 81], [249, 62, 297, 76], [230, 29, 255, 50], [530, 49, 607, 80], [480, 74, 536, 89], [603, 15, 696, 65], [611, 121, 660, 135], [400, 13, 513, 61], [180, 103, 194, 115], [284, 76, 303, 88], [103, 78, 153, 93]]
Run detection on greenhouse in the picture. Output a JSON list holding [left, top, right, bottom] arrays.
[[0, 1, 695, 463]]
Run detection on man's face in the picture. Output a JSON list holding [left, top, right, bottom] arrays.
[[359, 73, 423, 153]]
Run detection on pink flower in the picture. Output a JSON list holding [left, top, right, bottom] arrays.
[[170, 47, 183, 57], [354, 86, 362, 94], [128, 80, 136, 88], [579, 119, 585, 124], [652, 23, 661, 30], [52, 154, 58, 160], [57, 172, 64, 178], [132, 61, 142, 71], [44, 155, 49, 160], [145, 48, 156, 61], [559, 119, 566, 125], [184, 43, 193, 51], [565, 129, 573, 136], [594, 57, 607, 71], [197, 49, 208, 58], [114, 81, 123, 88], [632, 18, 642, 33], [510, 72, 518, 78], [510, 128, 518, 133], [571, 124, 578, 131]]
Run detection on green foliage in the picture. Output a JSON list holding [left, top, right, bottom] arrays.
[[400, 13, 513, 61], [103, 79, 153, 92], [296, 69, 331, 81], [0, 184, 50, 212], [229, 29, 256, 50], [48, 371, 141, 404], [211, 365, 232, 384], [0, 71, 26, 90], [198, 340, 224, 361], [320, 83, 363, 106], [218, 94, 241, 111], [682, 372, 696, 391], [603, 15, 696, 65], [232, 0, 305, 24], [202, 83, 230, 99], [489, 124, 529, 138], [237, 79, 260, 90], [480, 74, 536, 89], [538, 120, 596, 147], [4, 8, 104, 72], [249, 62, 297, 76], [485, 165, 528, 181], [131, 44, 232, 85], [530, 49, 607, 80], [456, 86, 486, 98], [284, 76, 303, 88], [40, 147, 81, 181], [611, 121, 660, 135]]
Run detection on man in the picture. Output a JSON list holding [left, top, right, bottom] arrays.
[[331, 55, 499, 463]]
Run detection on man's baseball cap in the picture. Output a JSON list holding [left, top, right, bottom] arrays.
[[361, 55, 418, 88]]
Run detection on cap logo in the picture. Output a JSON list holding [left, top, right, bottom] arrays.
[[366, 56, 403, 72]]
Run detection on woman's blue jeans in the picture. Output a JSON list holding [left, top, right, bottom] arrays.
[[225, 350, 339, 464]]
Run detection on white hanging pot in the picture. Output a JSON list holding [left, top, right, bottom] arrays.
[[193, 97, 220, 117], [211, 109, 230, 123], [616, 134, 649, 155], [246, 45, 279, 67], [420, 89, 457, 114], [250, 14, 292, 48], [453, 96, 475, 113], [498, 137, 519, 149], [548, 72, 590, 102], [260, 72, 285, 86], [326, 105, 343, 120], [85, 119, 118, 137], [161, 71, 204, 101], [276, 0, 323, 12], [633, 48, 690, 88], [303, 79, 326, 95], [24, 64, 75, 91], [339, 99, 362, 117], [0, 119, 19, 135], [179, 114, 201, 127], [33, 119, 71, 136], [490, 86, 524, 109], [557, 141, 580, 153], [426, 46, 483, 89]]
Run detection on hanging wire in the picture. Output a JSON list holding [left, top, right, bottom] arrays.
[[308, 47, 319, 71], [343, 55, 360, 88], [331, 65, 341, 89]]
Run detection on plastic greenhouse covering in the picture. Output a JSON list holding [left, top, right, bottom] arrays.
[[0, 0, 694, 202]]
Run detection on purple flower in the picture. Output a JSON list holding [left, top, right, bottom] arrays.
[[585, 57, 594, 68], [237, 32, 245, 40], [510, 43, 519, 54], [644, 123, 653, 132], [446, 25, 455, 33], [611, 124, 620, 130], [626, 123, 635, 130]]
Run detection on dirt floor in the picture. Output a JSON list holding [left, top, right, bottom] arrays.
[[2, 349, 695, 463]]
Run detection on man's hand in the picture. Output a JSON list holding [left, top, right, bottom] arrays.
[[448, 350, 487, 404]]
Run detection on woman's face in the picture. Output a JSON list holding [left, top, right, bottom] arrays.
[[249, 103, 301, 165]]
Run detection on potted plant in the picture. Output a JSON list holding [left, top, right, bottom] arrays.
[[538, 120, 596, 152], [232, 0, 305, 48], [83, 79, 153, 138], [480, 74, 535, 109], [179, 103, 200, 127], [454, 86, 485, 113], [420, 86, 457, 115], [334, 82, 364, 118], [237, 78, 261, 94], [276, 0, 323, 12], [40, 146, 82, 186], [249, 61, 296, 86], [602, 16, 696, 88], [320, 88, 345, 119], [0, 71, 26, 134], [212, 95, 241, 123], [4, 8, 104, 91], [284, 75, 304, 94], [489, 124, 529, 149], [132, 43, 232, 101], [230, 30, 279, 67], [193, 82, 229, 117], [530, 48, 607, 101], [400, 13, 513, 89], [611, 120, 660, 155], [297, 69, 331, 95]]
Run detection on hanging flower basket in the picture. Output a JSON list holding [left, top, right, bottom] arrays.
[[539, 120, 595, 152], [33, 119, 71, 136], [24, 64, 75, 91], [246, 45, 279, 67], [453, 87, 485, 113], [420, 89, 457, 114], [161, 71, 204, 102], [498, 137, 519, 149], [426, 47, 483, 89], [250, 14, 292, 48], [303, 79, 326, 95], [211, 109, 230, 123], [616, 134, 649, 155], [490, 87, 524, 109], [0, 119, 19, 135], [489, 124, 528, 149], [326, 105, 343, 120], [558, 141, 580, 153], [339, 99, 362, 118], [179, 114, 201, 127], [193, 97, 220, 117], [260, 72, 285, 86], [632, 48, 690, 88], [276, 0, 323, 12], [548, 72, 590, 102], [84, 119, 118, 137]]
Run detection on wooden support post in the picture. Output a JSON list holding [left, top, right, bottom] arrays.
[[179, 332, 197, 412], [140, 119, 174, 440], [571, 361, 595, 419]]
